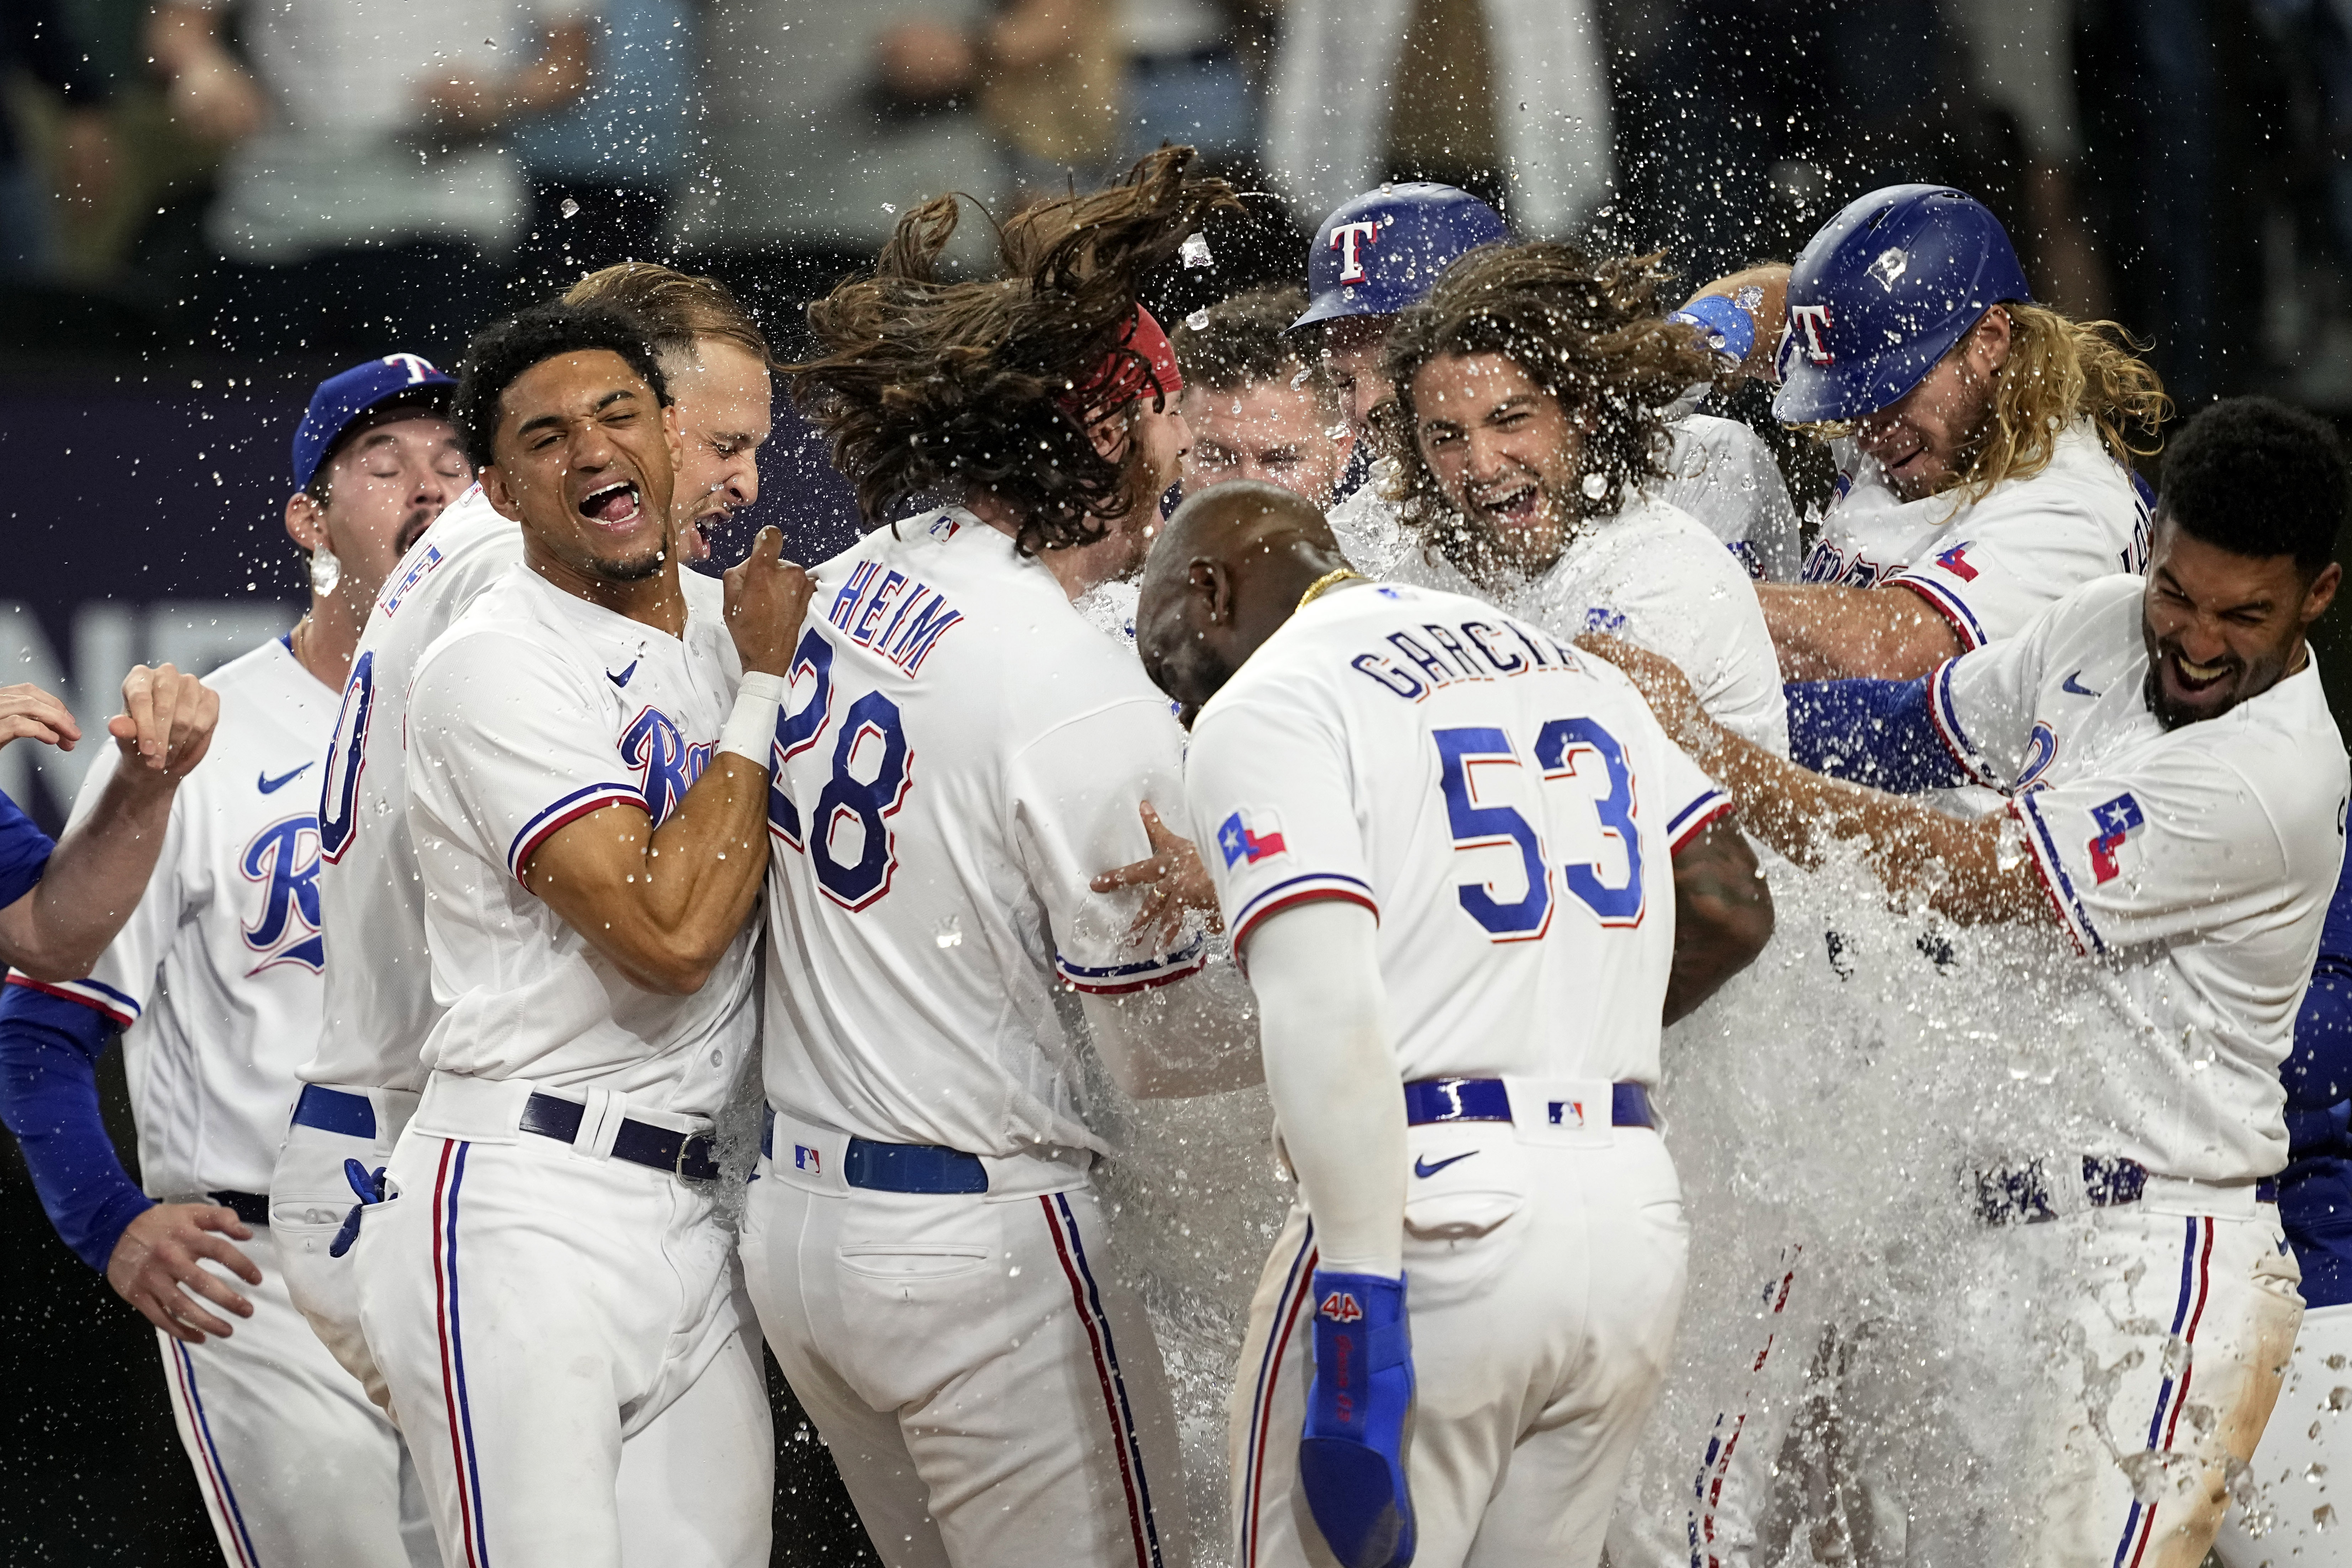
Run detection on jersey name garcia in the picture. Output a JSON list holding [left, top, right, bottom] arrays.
[[1186, 583, 1731, 1089], [8, 638, 337, 1197], [309, 486, 522, 1092], [759, 509, 1203, 1158], [1930, 574, 2349, 1182], [404, 563, 752, 1117], [1803, 419, 2153, 650]]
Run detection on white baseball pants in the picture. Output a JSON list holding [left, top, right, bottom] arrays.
[[353, 1105, 772, 1568], [2212, 1297, 2351, 1563], [742, 1137, 1189, 1568], [270, 1083, 419, 1412], [1231, 1122, 1689, 1568], [157, 1226, 434, 1568]]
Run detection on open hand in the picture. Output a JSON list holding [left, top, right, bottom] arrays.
[[108, 663, 220, 778], [0, 684, 80, 753], [723, 527, 813, 678], [1091, 800, 1221, 948], [107, 1203, 262, 1344]]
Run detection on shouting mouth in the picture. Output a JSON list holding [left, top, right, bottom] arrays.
[[578, 481, 644, 530], [1470, 481, 1544, 528], [2168, 648, 2234, 692]]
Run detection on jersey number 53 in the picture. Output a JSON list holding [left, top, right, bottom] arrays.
[[765, 630, 915, 911], [1433, 717, 1644, 942]]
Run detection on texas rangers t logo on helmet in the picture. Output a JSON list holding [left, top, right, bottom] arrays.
[[1331, 220, 1381, 285], [1787, 304, 1835, 366]]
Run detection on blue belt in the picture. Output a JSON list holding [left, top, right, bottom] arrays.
[[520, 1093, 721, 1182], [290, 1084, 378, 1140], [1401, 1077, 1654, 1130], [1975, 1155, 2279, 1225], [761, 1113, 988, 1195], [208, 1190, 270, 1227]]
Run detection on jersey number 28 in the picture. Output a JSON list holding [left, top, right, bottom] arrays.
[[1432, 717, 1644, 941], [765, 630, 914, 910]]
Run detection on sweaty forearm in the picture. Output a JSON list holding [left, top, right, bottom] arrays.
[[1, 769, 175, 981], [1758, 584, 1962, 682], [1245, 901, 1405, 1277], [619, 753, 777, 988], [1664, 824, 1774, 1024]]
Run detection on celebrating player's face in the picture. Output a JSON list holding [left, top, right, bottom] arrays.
[[483, 350, 683, 588], [1850, 309, 2009, 502], [305, 407, 471, 598], [1411, 351, 1584, 582], [2140, 517, 2341, 730], [1320, 316, 1393, 449], [1182, 379, 1352, 504], [662, 338, 772, 563]]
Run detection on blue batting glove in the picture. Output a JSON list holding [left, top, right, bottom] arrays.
[[1667, 293, 1757, 368], [1299, 1269, 1415, 1568]]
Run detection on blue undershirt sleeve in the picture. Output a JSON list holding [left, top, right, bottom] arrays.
[[0, 789, 56, 909], [0, 982, 151, 1272], [2285, 859, 2352, 1159], [1784, 677, 1973, 794]]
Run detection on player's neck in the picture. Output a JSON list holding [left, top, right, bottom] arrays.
[[288, 587, 367, 693], [528, 540, 687, 637], [968, 491, 1124, 603]]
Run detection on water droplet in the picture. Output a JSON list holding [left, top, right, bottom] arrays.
[[1185, 309, 1210, 331], [1179, 232, 1214, 269], [1291, 366, 1312, 390], [2316, 1503, 2337, 1531], [881, 202, 897, 215], [559, 198, 580, 219], [934, 915, 963, 949], [1580, 472, 1609, 499]]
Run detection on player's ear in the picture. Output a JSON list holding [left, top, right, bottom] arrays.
[[663, 401, 685, 471], [479, 464, 524, 522], [284, 490, 328, 556], [1188, 558, 1234, 627], [2301, 560, 2341, 626]]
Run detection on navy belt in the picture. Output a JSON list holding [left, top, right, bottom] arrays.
[[761, 1114, 988, 1194], [290, 1084, 378, 1140], [1975, 1156, 2279, 1225], [519, 1093, 720, 1182], [1402, 1077, 1654, 1130], [208, 1190, 271, 1227]]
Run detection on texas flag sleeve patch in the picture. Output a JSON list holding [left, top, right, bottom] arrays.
[[1217, 808, 1289, 869]]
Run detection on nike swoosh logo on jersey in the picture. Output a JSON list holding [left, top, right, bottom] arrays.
[[1413, 1151, 1478, 1179], [2062, 670, 2100, 697], [257, 763, 314, 794], [607, 659, 639, 689]]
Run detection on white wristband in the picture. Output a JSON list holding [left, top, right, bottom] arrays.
[[718, 672, 788, 764]]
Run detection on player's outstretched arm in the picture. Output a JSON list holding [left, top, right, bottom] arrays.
[[1585, 634, 2044, 930], [1666, 819, 1774, 1024], [0, 665, 219, 981], [522, 532, 811, 995], [1683, 264, 1790, 383], [1756, 582, 1964, 682]]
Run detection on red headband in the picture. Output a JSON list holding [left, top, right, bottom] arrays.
[[1059, 306, 1183, 425]]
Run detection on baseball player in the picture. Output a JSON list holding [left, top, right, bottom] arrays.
[[1603, 394, 2347, 1566], [1175, 284, 1356, 506], [0, 665, 219, 980], [1375, 241, 1789, 755], [273, 264, 780, 1412], [1131, 481, 1773, 1568], [748, 147, 1257, 1568], [0, 353, 469, 1567], [2214, 851, 2352, 1559], [1296, 182, 1801, 580], [347, 301, 811, 1567], [1683, 183, 2170, 680]]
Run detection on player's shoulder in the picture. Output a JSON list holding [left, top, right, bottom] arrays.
[[371, 489, 525, 622], [413, 566, 584, 690], [1667, 411, 1772, 469], [1974, 421, 2137, 525], [1605, 493, 1752, 570]]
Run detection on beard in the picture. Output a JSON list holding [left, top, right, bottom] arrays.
[[1430, 482, 1575, 589]]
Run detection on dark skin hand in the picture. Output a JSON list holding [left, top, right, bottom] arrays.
[[1664, 819, 1774, 1024]]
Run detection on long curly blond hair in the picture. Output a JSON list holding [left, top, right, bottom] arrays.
[[1803, 304, 2172, 502]]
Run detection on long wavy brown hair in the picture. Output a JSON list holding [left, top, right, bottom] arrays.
[[1794, 304, 2172, 500], [786, 147, 1236, 554], [1377, 243, 1721, 561]]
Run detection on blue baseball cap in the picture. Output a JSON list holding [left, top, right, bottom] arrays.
[[1293, 183, 1511, 330], [291, 353, 457, 491]]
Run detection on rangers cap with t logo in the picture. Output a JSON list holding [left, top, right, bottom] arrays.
[[291, 353, 458, 491], [1293, 183, 1512, 330]]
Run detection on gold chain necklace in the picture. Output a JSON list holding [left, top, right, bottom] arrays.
[[1296, 568, 1366, 610]]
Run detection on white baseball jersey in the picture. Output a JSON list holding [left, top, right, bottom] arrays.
[[760, 507, 1205, 1158], [1930, 574, 2348, 1182], [1185, 582, 1733, 1089], [1393, 494, 1791, 755], [309, 485, 522, 1093], [1803, 418, 2154, 650], [16, 637, 337, 1197], [404, 563, 753, 1116], [1658, 412, 1802, 582]]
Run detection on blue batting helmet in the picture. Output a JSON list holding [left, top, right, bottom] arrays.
[[292, 353, 456, 490], [1771, 184, 2033, 425], [1293, 183, 1511, 330]]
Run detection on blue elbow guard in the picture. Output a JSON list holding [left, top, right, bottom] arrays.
[[1300, 1270, 1416, 1568], [1667, 294, 1757, 368]]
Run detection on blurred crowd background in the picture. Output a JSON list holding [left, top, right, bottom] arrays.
[[5, 2, 2352, 1562]]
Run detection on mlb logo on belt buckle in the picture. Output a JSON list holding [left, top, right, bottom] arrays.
[[794, 1144, 822, 1176], [1548, 1100, 1587, 1128]]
